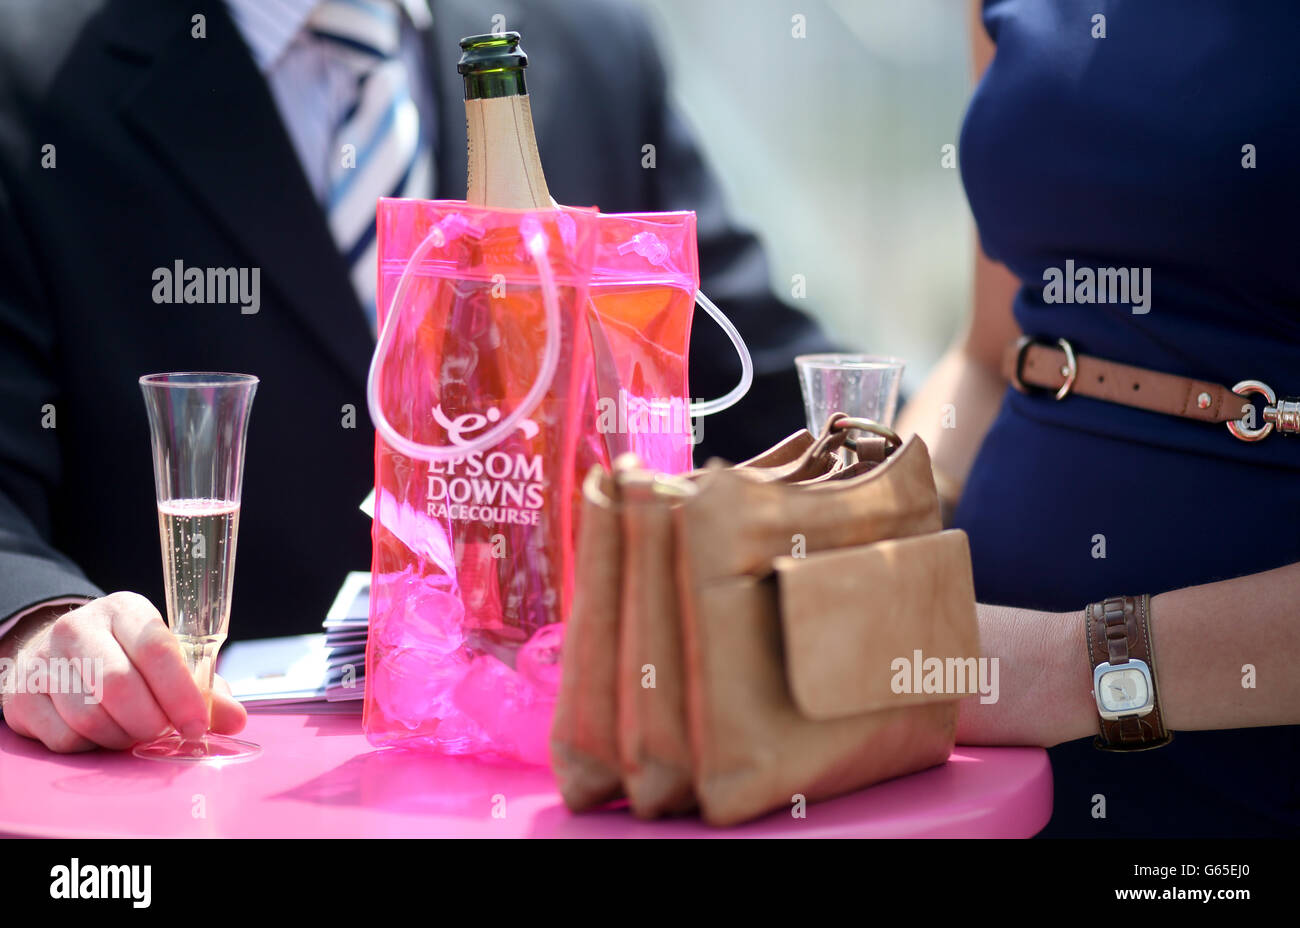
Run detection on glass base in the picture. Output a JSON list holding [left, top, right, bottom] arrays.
[[131, 732, 261, 765]]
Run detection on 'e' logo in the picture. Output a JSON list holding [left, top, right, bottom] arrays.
[[432, 405, 539, 446]]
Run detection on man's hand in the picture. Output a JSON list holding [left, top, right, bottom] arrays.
[[0, 592, 247, 752]]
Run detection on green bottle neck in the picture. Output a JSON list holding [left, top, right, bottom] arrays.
[[463, 68, 527, 100], [459, 31, 530, 100]]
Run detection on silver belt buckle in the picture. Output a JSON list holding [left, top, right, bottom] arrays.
[[1011, 335, 1077, 401]]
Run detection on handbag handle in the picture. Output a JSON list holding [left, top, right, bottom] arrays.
[[366, 214, 562, 462], [688, 289, 754, 418]]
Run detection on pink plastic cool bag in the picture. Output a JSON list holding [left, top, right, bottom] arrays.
[[364, 199, 750, 763]]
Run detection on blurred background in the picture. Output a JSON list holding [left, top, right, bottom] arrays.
[[638, 0, 974, 395]]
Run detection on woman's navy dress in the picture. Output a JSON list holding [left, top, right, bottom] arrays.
[[956, 0, 1300, 836]]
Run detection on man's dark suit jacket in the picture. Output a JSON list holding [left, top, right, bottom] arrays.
[[0, 0, 834, 638]]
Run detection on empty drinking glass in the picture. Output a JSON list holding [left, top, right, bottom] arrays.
[[795, 353, 905, 434]]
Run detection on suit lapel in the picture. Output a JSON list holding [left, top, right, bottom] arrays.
[[106, 2, 373, 391]]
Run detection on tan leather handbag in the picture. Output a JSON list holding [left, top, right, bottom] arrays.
[[549, 425, 843, 813], [551, 415, 979, 826]]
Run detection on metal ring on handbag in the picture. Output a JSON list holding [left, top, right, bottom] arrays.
[[831, 415, 903, 451]]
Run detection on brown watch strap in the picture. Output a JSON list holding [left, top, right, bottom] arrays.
[[1001, 339, 1245, 424], [1086, 595, 1173, 751]]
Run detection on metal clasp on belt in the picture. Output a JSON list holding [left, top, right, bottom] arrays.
[[1229, 381, 1300, 442], [1010, 335, 1077, 401]]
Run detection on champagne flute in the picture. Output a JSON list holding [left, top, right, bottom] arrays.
[[134, 372, 259, 763]]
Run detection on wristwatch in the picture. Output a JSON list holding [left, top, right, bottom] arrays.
[[1086, 594, 1173, 751]]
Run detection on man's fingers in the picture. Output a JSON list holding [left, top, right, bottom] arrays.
[[3, 693, 96, 753], [103, 593, 209, 738], [50, 614, 172, 743], [43, 607, 149, 748], [209, 686, 248, 736], [209, 674, 248, 736], [48, 687, 135, 750], [1, 702, 33, 739]]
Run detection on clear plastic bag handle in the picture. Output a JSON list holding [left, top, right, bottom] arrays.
[[688, 289, 753, 417], [366, 215, 562, 462]]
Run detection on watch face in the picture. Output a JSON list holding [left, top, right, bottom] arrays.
[[1097, 667, 1150, 715]]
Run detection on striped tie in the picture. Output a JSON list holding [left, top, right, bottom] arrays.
[[309, 0, 432, 332]]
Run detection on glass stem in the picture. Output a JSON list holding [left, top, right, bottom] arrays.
[[187, 646, 217, 737]]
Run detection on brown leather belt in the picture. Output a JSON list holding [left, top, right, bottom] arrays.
[[1002, 336, 1300, 442]]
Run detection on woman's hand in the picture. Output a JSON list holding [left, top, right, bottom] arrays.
[[0, 592, 247, 752]]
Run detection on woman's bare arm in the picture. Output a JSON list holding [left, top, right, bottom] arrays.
[[894, 0, 1020, 507], [957, 561, 1300, 746]]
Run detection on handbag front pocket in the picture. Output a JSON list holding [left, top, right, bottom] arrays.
[[774, 529, 981, 721]]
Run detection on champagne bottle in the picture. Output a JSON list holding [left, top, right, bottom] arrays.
[[459, 32, 552, 208], [451, 32, 559, 640]]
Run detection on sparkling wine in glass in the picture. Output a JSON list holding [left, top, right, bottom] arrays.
[[135, 372, 259, 763]]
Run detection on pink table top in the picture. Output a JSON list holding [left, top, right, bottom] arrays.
[[0, 712, 1052, 838]]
